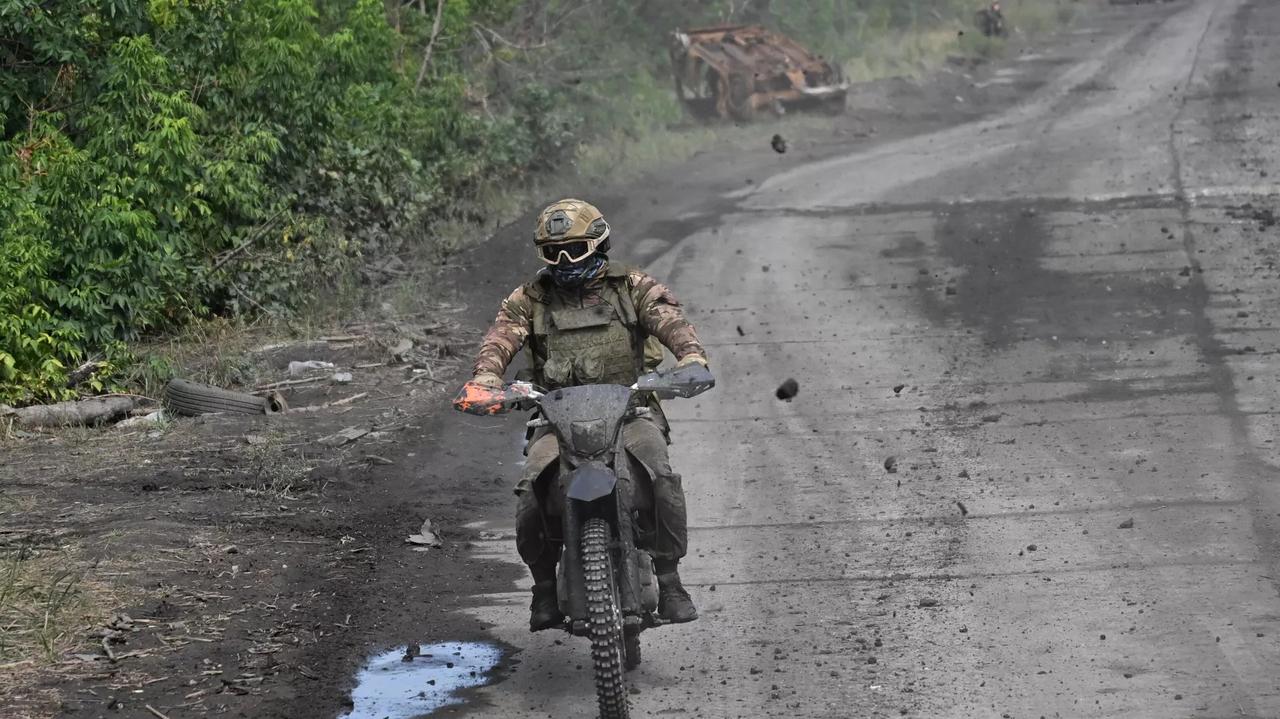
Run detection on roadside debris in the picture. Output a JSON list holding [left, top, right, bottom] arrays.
[[165, 379, 287, 416], [321, 426, 371, 447], [117, 410, 166, 429], [1, 396, 139, 428], [406, 518, 444, 549], [288, 360, 336, 376], [1118, 517, 1135, 529], [771, 134, 787, 154], [669, 25, 847, 121], [775, 378, 799, 401], [883, 456, 898, 474], [391, 338, 415, 361], [956, 501, 969, 516]]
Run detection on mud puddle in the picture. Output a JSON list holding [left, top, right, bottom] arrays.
[[341, 642, 502, 719]]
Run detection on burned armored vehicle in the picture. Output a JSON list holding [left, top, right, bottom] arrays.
[[669, 25, 848, 121]]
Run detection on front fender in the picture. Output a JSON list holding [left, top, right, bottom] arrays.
[[566, 462, 617, 502]]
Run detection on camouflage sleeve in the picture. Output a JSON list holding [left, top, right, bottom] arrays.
[[473, 286, 534, 378], [628, 270, 707, 362]]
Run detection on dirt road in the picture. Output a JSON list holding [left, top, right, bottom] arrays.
[[7, 2, 1280, 718], [458, 1, 1280, 717]]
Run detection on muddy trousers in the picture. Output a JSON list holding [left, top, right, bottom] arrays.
[[515, 417, 687, 579]]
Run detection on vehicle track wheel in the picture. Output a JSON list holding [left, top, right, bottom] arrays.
[[583, 517, 630, 718]]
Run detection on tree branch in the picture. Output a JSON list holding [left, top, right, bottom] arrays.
[[414, 0, 448, 93]]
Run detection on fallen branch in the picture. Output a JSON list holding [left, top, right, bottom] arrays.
[[330, 392, 368, 407], [145, 705, 172, 719], [253, 377, 325, 392], [2, 397, 136, 428]]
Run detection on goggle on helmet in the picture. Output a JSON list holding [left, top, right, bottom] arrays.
[[534, 199, 611, 266]]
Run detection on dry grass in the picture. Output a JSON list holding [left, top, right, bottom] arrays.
[[122, 316, 280, 398], [242, 432, 318, 499], [840, 0, 1084, 82], [0, 548, 97, 663], [843, 27, 965, 83], [0, 541, 120, 719]]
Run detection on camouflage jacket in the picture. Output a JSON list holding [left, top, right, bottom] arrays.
[[473, 265, 706, 379]]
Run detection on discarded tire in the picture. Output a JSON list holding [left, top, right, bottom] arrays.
[[163, 379, 287, 417]]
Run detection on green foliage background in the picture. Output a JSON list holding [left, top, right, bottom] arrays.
[[0, 0, 1070, 404]]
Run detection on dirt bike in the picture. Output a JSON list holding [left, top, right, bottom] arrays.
[[453, 364, 714, 719]]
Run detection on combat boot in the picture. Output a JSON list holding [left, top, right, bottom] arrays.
[[656, 571, 698, 623], [529, 580, 563, 632]]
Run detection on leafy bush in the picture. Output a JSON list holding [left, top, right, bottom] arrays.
[[0, 0, 512, 403]]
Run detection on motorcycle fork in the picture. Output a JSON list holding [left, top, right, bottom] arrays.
[[561, 497, 588, 630], [612, 443, 643, 620], [560, 436, 645, 630]]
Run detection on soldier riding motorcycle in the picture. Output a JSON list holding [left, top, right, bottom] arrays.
[[456, 198, 711, 630], [453, 199, 713, 717]]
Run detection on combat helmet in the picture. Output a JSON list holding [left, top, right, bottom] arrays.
[[534, 199, 611, 265]]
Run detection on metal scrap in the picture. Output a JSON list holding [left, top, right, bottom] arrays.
[[670, 25, 847, 120]]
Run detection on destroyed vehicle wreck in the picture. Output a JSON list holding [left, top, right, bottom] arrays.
[[670, 25, 848, 121]]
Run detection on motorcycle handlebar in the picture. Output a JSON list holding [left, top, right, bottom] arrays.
[[454, 367, 713, 417]]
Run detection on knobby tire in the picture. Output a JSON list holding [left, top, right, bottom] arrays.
[[582, 517, 630, 718]]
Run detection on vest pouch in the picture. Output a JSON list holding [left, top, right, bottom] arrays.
[[550, 305, 613, 331], [544, 355, 574, 386], [576, 356, 605, 383]]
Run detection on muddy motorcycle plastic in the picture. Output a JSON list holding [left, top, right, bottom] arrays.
[[536, 384, 652, 719]]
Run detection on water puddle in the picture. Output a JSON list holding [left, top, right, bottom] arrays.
[[341, 642, 502, 719]]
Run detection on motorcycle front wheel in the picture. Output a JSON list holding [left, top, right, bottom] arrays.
[[583, 517, 630, 718]]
